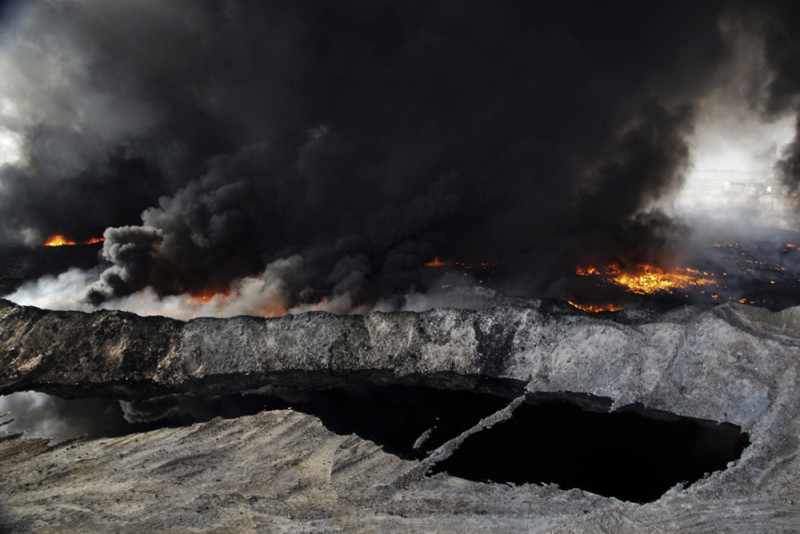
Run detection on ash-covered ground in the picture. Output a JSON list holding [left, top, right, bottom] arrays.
[[1, 298, 799, 532]]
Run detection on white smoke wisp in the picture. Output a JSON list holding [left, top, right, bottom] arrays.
[[287, 293, 372, 315], [4, 268, 97, 311], [374, 286, 499, 313], [0, 125, 22, 167], [2, 256, 300, 320]]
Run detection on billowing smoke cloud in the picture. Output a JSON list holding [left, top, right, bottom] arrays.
[[1, 0, 799, 315]]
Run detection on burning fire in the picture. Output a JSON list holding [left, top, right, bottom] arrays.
[[183, 287, 287, 318], [567, 301, 624, 313], [576, 263, 716, 295], [425, 256, 494, 270], [424, 256, 496, 288], [43, 235, 104, 247], [569, 240, 800, 310], [424, 256, 447, 267], [185, 289, 229, 306]]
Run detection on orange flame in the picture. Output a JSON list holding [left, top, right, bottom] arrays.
[[424, 256, 447, 267], [43, 235, 104, 247], [575, 266, 600, 276], [184, 289, 230, 306], [576, 263, 716, 295], [184, 288, 289, 319]]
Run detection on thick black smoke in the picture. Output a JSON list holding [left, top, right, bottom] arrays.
[[1, 0, 780, 307]]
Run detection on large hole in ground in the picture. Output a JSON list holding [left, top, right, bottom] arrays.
[[1, 385, 748, 503], [430, 395, 750, 503]]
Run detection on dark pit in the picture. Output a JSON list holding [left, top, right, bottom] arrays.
[[430, 394, 750, 503], [0, 385, 748, 503]]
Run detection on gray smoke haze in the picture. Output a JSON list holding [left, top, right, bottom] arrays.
[[756, 2, 800, 201], [0, 0, 798, 313]]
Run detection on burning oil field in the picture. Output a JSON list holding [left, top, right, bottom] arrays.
[[565, 236, 800, 312], [3, 1, 800, 532], [1, 1, 800, 320]]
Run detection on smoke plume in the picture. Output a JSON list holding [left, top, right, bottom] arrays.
[[0, 0, 798, 315]]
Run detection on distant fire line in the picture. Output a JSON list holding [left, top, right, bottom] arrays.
[[43, 235, 104, 247], [567, 301, 624, 313], [424, 257, 494, 270]]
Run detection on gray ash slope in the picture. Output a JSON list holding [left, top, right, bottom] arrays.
[[1, 298, 799, 531]]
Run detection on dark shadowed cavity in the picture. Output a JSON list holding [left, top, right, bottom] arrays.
[[430, 395, 749, 503], [2, 386, 748, 503]]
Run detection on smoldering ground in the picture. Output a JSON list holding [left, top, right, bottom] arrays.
[[1, 0, 773, 313]]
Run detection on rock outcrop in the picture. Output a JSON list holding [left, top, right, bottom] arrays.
[[1, 298, 800, 532]]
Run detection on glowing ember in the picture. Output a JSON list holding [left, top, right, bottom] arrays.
[[43, 235, 104, 247], [612, 266, 716, 295], [308, 297, 328, 311], [424, 256, 447, 267], [568, 301, 624, 313], [575, 266, 601, 276], [454, 260, 493, 270], [184, 289, 230, 306], [44, 235, 72, 247], [261, 305, 287, 318], [576, 263, 716, 295]]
